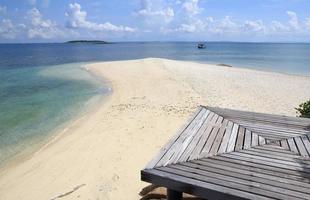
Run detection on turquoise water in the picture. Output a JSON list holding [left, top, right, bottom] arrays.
[[0, 63, 106, 164], [0, 41, 310, 164]]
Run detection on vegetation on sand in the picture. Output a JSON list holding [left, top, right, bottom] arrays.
[[295, 100, 310, 118]]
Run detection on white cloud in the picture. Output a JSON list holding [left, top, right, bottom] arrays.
[[182, 0, 202, 15], [135, 0, 174, 23], [210, 16, 239, 34], [0, 19, 17, 39], [173, 18, 207, 33], [26, 8, 63, 39], [0, 5, 7, 14], [175, 23, 197, 33], [243, 20, 265, 33], [66, 3, 136, 32], [270, 21, 288, 32], [287, 11, 299, 30]]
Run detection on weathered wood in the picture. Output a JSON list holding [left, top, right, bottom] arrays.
[[142, 106, 310, 200], [194, 159, 310, 186], [179, 162, 310, 195], [189, 113, 219, 160], [157, 108, 209, 167], [255, 145, 297, 154], [200, 116, 224, 157], [161, 166, 303, 200], [301, 135, 310, 155], [226, 123, 239, 152], [145, 106, 203, 169], [235, 126, 245, 150], [217, 121, 233, 154], [294, 137, 309, 157], [178, 111, 213, 162], [208, 156, 310, 180], [280, 139, 290, 150], [208, 119, 229, 155], [287, 138, 299, 154], [141, 169, 262, 200], [243, 129, 252, 149]]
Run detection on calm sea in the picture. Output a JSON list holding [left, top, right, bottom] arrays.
[[0, 42, 309, 164]]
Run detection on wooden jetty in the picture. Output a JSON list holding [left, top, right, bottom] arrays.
[[141, 106, 310, 200]]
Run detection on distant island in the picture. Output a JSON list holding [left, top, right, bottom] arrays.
[[65, 40, 111, 44]]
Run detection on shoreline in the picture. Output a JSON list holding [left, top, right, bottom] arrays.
[[1, 58, 310, 199], [0, 63, 111, 171], [161, 58, 310, 78]]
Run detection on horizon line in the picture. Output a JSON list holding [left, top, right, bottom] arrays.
[[1, 41, 310, 44]]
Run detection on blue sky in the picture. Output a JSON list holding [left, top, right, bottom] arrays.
[[0, 0, 310, 42]]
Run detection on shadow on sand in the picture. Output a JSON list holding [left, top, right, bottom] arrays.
[[139, 184, 205, 200]]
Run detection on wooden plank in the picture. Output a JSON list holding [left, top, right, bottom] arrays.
[[189, 114, 219, 160], [251, 132, 259, 146], [194, 159, 310, 187], [301, 135, 310, 156], [208, 156, 310, 181], [141, 169, 269, 200], [164, 165, 306, 200], [217, 121, 233, 154], [254, 145, 297, 155], [177, 111, 214, 162], [280, 139, 289, 150], [206, 106, 310, 126], [199, 116, 224, 157], [253, 135, 286, 141], [168, 109, 210, 165], [205, 109, 309, 126], [145, 106, 203, 169], [226, 124, 239, 152], [156, 108, 208, 167], [229, 151, 310, 170], [294, 137, 309, 157], [182, 161, 310, 194], [287, 138, 299, 154], [235, 126, 245, 150], [218, 153, 310, 174], [208, 119, 229, 155], [259, 136, 266, 145], [231, 121, 308, 135], [247, 148, 302, 159], [233, 118, 309, 131], [243, 129, 252, 149], [236, 149, 310, 164]]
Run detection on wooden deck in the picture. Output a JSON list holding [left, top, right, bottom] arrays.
[[141, 106, 310, 200]]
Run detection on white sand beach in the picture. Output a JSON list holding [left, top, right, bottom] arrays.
[[0, 58, 310, 200]]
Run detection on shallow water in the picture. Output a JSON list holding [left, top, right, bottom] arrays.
[[0, 63, 107, 164]]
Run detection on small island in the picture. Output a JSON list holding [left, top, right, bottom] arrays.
[[65, 40, 110, 44]]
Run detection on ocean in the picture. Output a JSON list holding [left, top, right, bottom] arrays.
[[0, 42, 309, 164]]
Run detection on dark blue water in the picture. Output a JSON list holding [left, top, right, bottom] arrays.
[[1, 42, 310, 74], [0, 42, 309, 164]]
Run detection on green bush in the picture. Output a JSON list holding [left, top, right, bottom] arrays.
[[295, 100, 310, 118]]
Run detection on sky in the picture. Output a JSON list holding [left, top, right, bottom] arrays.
[[0, 0, 310, 43]]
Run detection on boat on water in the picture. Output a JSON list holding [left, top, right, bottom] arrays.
[[197, 43, 206, 49]]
